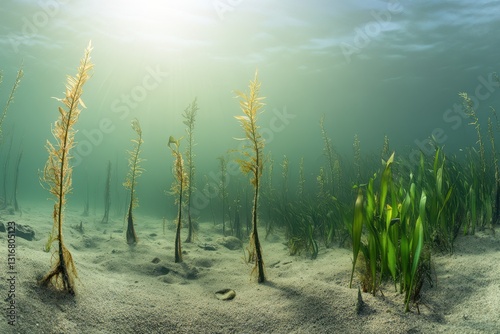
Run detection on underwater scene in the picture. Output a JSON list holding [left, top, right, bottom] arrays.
[[1, 1, 500, 333]]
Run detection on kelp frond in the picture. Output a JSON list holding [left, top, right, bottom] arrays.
[[169, 136, 188, 263], [182, 98, 198, 243], [169, 136, 188, 197], [235, 70, 266, 283], [235, 71, 265, 186], [0, 64, 23, 140], [124, 118, 144, 209], [182, 100, 197, 194], [124, 118, 144, 245], [40, 41, 93, 295]]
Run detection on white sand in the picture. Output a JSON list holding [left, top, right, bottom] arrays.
[[1, 204, 500, 334]]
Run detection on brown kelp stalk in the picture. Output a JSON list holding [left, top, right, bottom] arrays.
[[0, 66, 23, 209], [218, 155, 228, 236], [41, 42, 93, 295], [235, 71, 266, 283], [81, 171, 89, 216], [2, 137, 13, 208], [101, 161, 112, 223], [13, 149, 22, 212], [0, 64, 23, 139], [182, 98, 198, 242], [233, 189, 243, 240], [124, 119, 144, 245], [264, 152, 275, 238], [319, 114, 336, 195], [169, 136, 187, 263], [281, 155, 289, 204]]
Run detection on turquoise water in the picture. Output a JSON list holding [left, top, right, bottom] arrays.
[[0, 0, 499, 221]]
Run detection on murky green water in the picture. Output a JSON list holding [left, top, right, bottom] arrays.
[[1, 0, 499, 224]]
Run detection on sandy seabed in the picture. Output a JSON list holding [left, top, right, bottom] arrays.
[[1, 204, 500, 334]]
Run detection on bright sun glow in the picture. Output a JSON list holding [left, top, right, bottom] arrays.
[[98, 1, 213, 45]]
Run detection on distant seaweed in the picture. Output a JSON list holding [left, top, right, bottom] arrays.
[[124, 119, 144, 245], [168, 136, 188, 263], [0, 64, 23, 141], [101, 161, 112, 223], [182, 98, 198, 242]]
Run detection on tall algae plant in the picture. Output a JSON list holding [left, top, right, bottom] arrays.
[[40, 42, 93, 295], [13, 150, 23, 212], [0, 65, 23, 209], [218, 155, 228, 235], [101, 161, 111, 223], [182, 98, 198, 242], [124, 118, 144, 245], [235, 71, 266, 283], [168, 136, 187, 263], [0, 64, 23, 139], [2, 138, 13, 208]]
